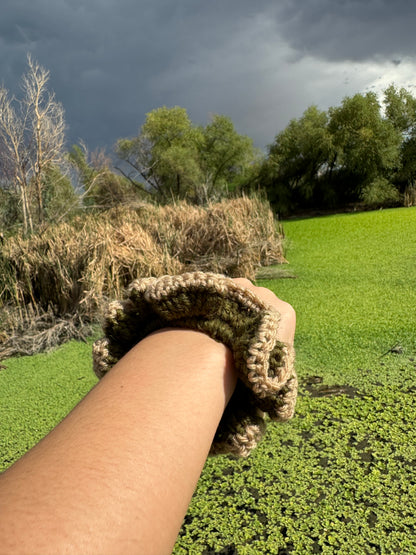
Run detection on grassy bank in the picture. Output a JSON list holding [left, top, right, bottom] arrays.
[[174, 207, 416, 554], [1, 207, 415, 553]]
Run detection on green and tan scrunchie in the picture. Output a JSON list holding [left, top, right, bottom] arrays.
[[92, 272, 297, 457]]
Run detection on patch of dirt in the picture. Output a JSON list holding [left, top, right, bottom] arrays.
[[302, 377, 362, 398]]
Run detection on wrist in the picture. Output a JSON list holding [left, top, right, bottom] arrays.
[[130, 328, 238, 404]]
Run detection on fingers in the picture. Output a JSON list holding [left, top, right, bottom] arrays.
[[233, 278, 296, 346]]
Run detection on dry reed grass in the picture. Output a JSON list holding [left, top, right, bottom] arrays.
[[129, 196, 286, 278], [404, 184, 416, 207], [0, 306, 92, 360], [0, 196, 285, 357]]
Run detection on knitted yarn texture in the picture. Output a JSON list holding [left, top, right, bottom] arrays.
[[92, 272, 297, 457]]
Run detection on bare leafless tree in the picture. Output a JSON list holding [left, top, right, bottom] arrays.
[[0, 54, 66, 233], [0, 85, 33, 233]]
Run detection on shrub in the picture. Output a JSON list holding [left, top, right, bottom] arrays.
[[360, 177, 401, 208], [0, 188, 21, 233]]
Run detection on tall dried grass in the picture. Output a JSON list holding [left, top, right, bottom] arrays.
[[1, 215, 182, 316], [127, 196, 285, 278], [404, 183, 416, 207], [0, 196, 285, 357]]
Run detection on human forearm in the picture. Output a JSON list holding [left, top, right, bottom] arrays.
[[0, 277, 296, 555], [0, 329, 236, 555]]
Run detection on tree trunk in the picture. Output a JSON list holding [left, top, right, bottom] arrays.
[[18, 180, 33, 235]]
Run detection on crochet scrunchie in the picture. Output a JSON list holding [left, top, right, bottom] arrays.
[[92, 272, 297, 457]]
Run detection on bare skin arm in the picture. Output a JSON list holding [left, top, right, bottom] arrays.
[[0, 281, 295, 555]]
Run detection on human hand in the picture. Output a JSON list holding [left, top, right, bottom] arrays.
[[233, 278, 296, 346]]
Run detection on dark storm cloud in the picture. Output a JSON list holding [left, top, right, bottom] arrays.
[[275, 0, 416, 61], [0, 0, 415, 152], [0, 0, 281, 149]]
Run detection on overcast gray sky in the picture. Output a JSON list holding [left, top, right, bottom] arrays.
[[2, 0, 416, 152]]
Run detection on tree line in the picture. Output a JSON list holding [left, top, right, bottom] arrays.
[[262, 87, 416, 214], [1, 56, 416, 235]]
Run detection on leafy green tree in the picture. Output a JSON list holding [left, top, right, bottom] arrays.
[[328, 92, 401, 196], [264, 92, 405, 214], [116, 107, 202, 201], [384, 85, 416, 204], [198, 114, 259, 200], [383, 85, 416, 136], [116, 107, 257, 203], [263, 105, 335, 214]]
